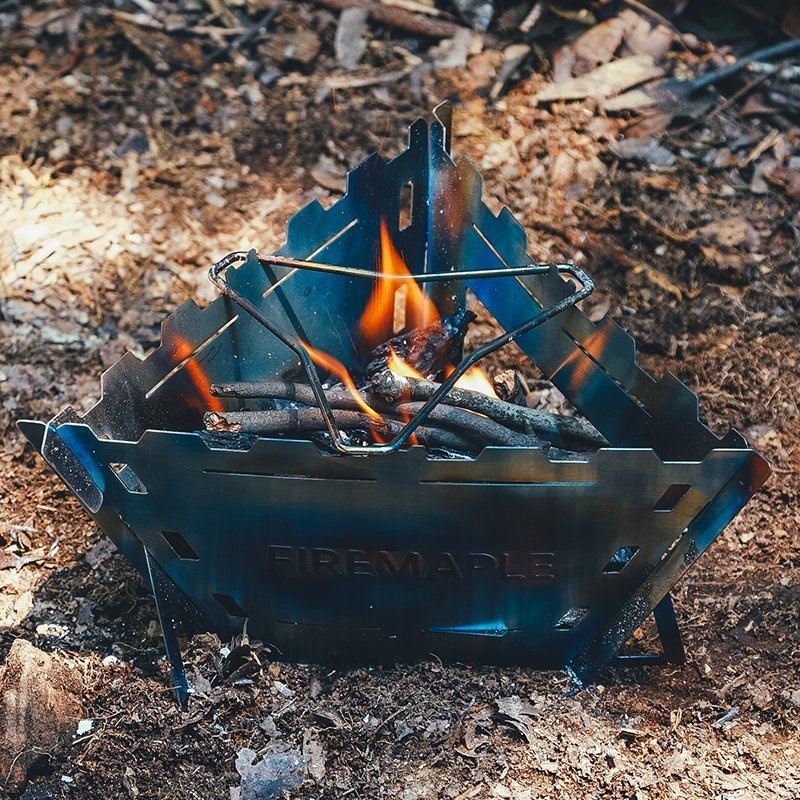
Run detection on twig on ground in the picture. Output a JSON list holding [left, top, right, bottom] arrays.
[[519, 2, 544, 35], [203, 4, 284, 67], [310, 0, 474, 39], [690, 38, 800, 93]]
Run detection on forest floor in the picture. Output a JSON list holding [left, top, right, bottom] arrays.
[[0, 1, 798, 798]]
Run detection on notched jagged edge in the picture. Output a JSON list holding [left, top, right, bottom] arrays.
[[43, 106, 747, 461]]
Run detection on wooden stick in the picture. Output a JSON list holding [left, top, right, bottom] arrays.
[[207, 390, 542, 448], [369, 372, 606, 449], [310, 0, 472, 39], [690, 38, 800, 93], [212, 377, 606, 449], [205, 409, 478, 453], [383, 401, 542, 448]]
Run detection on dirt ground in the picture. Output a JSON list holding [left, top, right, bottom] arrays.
[[0, 1, 798, 798]]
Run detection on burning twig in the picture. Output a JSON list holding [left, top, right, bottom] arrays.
[[205, 408, 478, 453], [212, 376, 605, 450], [365, 309, 476, 380], [369, 371, 606, 450]]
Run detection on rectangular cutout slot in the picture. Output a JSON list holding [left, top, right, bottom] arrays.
[[162, 530, 199, 561]]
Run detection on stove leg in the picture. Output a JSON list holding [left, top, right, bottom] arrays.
[[653, 593, 685, 665], [145, 549, 190, 710]]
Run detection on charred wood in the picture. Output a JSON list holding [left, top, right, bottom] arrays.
[[212, 376, 605, 450], [365, 309, 476, 381]]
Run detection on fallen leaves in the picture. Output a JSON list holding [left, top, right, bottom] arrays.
[[766, 164, 800, 202], [535, 55, 664, 103], [494, 696, 542, 744]]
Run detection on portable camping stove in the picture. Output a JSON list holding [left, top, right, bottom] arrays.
[[19, 104, 770, 707]]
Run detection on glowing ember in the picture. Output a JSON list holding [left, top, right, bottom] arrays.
[[360, 219, 438, 349]]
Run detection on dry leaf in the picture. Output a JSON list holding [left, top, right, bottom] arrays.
[[535, 55, 663, 103], [604, 88, 657, 112], [494, 696, 540, 744], [571, 15, 628, 75], [767, 165, 800, 203]]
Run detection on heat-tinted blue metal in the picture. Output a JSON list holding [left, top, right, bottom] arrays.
[[19, 420, 768, 675], [18, 104, 770, 697]]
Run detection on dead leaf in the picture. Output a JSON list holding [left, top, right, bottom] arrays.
[[0, 547, 49, 571], [751, 159, 779, 195], [551, 45, 576, 84], [767, 165, 800, 202], [609, 137, 676, 167], [571, 16, 628, 75], [302, 732, 326, 781], [310, 156, 345, 193], [604, 88, 657, 112], [620, 10, 673, 61], [494, 696, 541, 744], [266, 30, 321, 67], [569, 11, 672, 77], [313, 708, 347, 729], [611, 77, 715, 119], [535, 55, 663, 103]]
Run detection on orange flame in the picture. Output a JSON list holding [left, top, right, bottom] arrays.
[[359, 220, 439, 349], [174, 338, 223, 413], [444, 363, 498, 398], [387, 346, 425, 381], [299, 339, 382, 422], [385, 347, 420, 444], [281, 221, 495, 447], [454, 366, 498, 398]]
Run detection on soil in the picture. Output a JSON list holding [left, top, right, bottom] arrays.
[[0, 2, 798, 798]]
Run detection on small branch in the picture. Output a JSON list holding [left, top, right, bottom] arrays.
[[213, 377, 606, 450], [205, 409, 477, 453], [370, 372, 606, 449], [381, 401, 544, 448], [203, 4, 284, 67], [310, 0, 473, 39], [210, 382, 543, 448], [690, 38, 800, 93], [519, 2, 544, 35]]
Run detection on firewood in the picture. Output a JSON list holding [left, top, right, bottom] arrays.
[[369, 371, 606, 450], [365, 309, 476, 381], [212, 377, 603, 449], [204, 409, 478, 453]]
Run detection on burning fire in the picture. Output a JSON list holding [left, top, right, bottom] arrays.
[[451, 365, 498, 398], [300, 219, 497, 442], [299, 339, 383, 423], [360, 220, 439, 349], [387, 346, 425, 381], [174, 337, 224, 413]]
